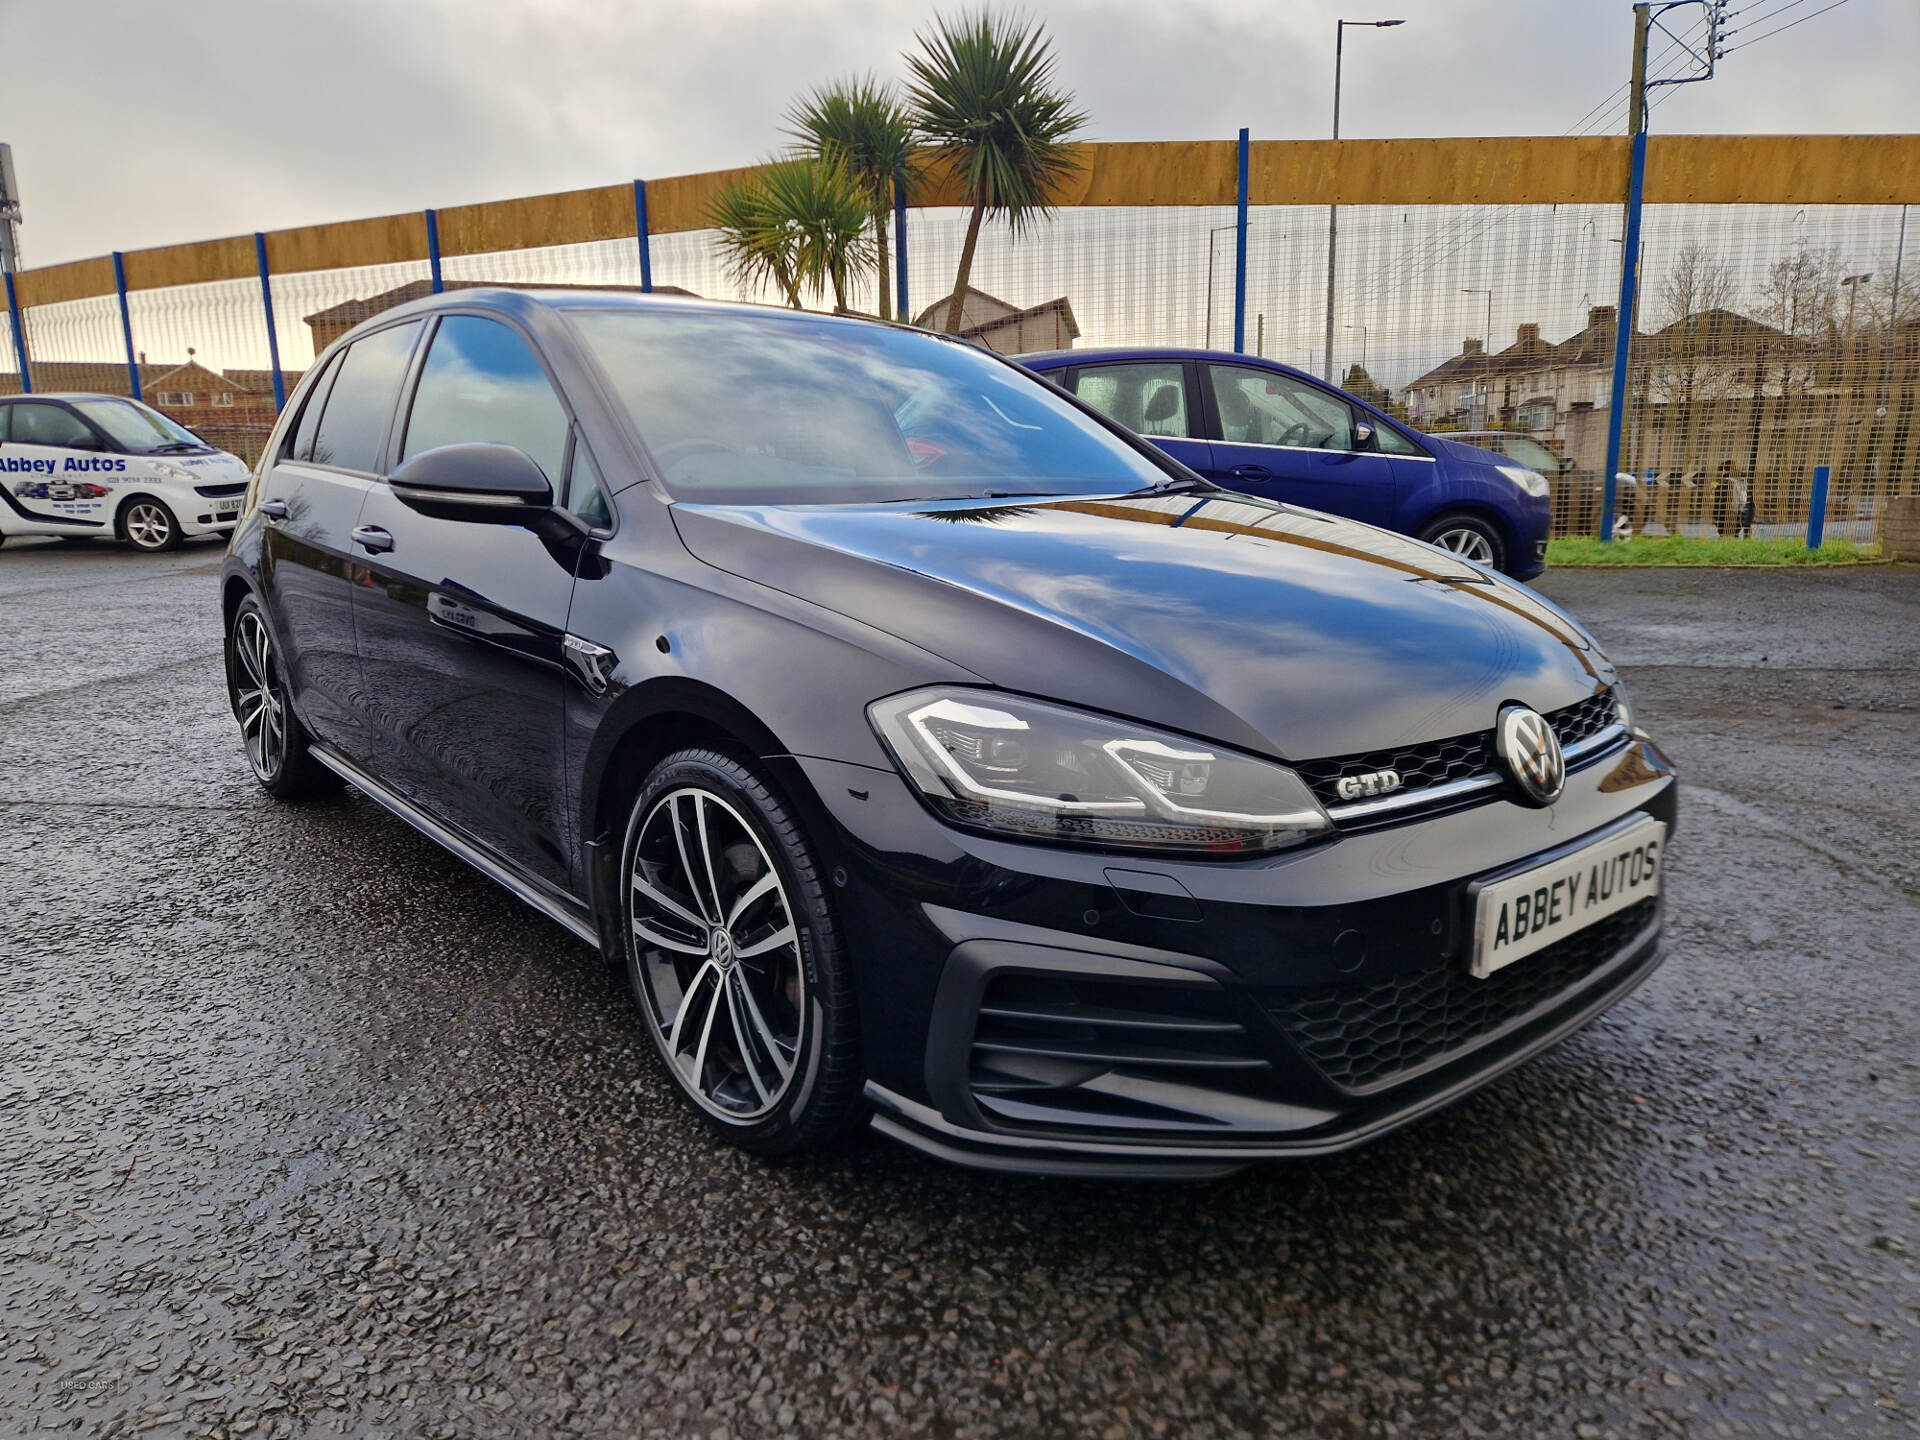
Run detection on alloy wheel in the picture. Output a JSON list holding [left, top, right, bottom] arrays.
[[125, 502, 174, 551], [1431, 526, 1496, 564], [628, 787, 805, 1123], [233, 611, 287, 782]]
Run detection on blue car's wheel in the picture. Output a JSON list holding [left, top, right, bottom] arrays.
[[1419, 512, 1507, 571]]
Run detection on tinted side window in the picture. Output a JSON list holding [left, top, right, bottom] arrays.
[[1209, 364, 1353, 451], [1071, 362, 1192, 438], [10, 403, 96, 448], [311, 321, 422, 473], [288, 351, 343, 463], [402, 316, 568, 484]]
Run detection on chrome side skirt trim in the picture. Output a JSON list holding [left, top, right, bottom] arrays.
[[309, 744, 601, 947], [1323, 722, 1629, 826]]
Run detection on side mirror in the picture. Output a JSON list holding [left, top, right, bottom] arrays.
[[389, 443, 553, 524], [1353, 421, 1376, 450]]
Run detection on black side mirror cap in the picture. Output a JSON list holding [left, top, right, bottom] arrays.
[[389, 443, 553, 524]]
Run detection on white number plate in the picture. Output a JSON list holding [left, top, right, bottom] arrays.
[[214, 500, 242, 516], [1470, 817, 1666, 979]]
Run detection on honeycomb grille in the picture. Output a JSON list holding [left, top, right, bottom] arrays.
[[1297, 687, 1620, 814], [1260, 897, 1657, 1093]]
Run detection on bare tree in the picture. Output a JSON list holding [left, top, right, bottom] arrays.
[[1650, 245, 1741, 474]]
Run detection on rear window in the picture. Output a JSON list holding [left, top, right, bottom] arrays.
[[566, 307, 1172, 506], [309, 322, 422, 473]]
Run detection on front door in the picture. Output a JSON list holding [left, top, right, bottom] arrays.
[[256, 321, 424, 751], [1200, 362, 1399, 527], [1061, 360, 1215, 476], [0, 401, 117, 537], [350, 313, 580, 889]]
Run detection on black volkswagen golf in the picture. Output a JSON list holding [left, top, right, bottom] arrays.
[[220, 290, 1675, 1178]]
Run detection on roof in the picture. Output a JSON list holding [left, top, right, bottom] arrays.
[[1021, 345, 1316, 373], [302, 278, 694, 327]]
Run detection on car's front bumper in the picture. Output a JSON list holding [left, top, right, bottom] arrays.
[[796, 733, 1677, 1177]]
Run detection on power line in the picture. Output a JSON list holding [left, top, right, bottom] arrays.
[[1723, 0, 1851, 53]]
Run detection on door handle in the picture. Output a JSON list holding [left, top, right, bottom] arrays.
[[1229, 464, 1272, 480], [258, 498, 289, 520], [351, 524, 394, 554]]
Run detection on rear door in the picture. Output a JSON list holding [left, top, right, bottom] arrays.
[[0, 401, 118, 538], [256, 321, 424, 752], [1199, 361, 1399, 526], [1058, 360, 1215, 476], [350, 312, 582, 889]]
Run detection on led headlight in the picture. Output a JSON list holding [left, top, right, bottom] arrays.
[[869, 688, 1332, 857], [1496, 464, 1551, 498]]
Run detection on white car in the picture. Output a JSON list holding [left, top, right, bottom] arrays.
[[0, 393, 253, 551]]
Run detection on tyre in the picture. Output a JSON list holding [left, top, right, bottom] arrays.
[[121, 497, 182, 552], [1417, 511, 1508, 571], [621, 747, 864, 1154], [225, 596, 339, 799]]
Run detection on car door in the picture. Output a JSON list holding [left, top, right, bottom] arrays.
[[0, 400, 118, 538], [1200, 361, 1399, 526], [1059, 360, 1215, 476], [256, 320, 424, 752], [349, 312, 582, 889]]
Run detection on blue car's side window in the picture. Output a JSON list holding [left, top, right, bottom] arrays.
[[1209, 365, 1354, 452], [1070, 362, 1193, 439]]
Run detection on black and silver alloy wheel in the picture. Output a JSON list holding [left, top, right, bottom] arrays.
[[621, 749, 863, 1152], [224, 595, 338, 800], [233, 609, 287, 783], [123, 499, 180, 552]]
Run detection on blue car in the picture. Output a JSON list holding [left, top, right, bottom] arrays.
[[1020, 348, 1551, 578]]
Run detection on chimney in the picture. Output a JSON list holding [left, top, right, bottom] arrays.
[[1463, 339, 1483, 355], [1587, 305, 1616, 329], [1517, 323, 1540, 344]]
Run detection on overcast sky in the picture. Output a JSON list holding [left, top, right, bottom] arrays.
[[4, 0, 1916, 269]]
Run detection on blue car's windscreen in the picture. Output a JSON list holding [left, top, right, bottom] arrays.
[[566, 307, 1176, 505]]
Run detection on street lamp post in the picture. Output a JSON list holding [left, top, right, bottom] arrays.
[[1203, 223, 1237, 349], [1323, 18, 1404, 384]]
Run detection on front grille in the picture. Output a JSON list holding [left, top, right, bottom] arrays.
[[194, 482, 249, 498], [1297, 687, 1621, 815], [1260, 896, 1657, 1093], [968, 973, 1290, 1135]]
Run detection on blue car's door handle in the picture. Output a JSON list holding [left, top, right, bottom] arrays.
[[1229, 464, 1271, 480]]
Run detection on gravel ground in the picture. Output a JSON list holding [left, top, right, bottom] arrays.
[[1, 538, 1915, 1440]]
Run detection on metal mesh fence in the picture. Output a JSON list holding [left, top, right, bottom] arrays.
[[5, 162, 1914, 549]]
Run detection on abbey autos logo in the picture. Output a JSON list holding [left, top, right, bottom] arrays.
[[0, 456, 129, 475]]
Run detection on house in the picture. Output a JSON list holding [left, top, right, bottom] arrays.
[[1404, 339, 1491, 424], [911, 286, 1080, 356]]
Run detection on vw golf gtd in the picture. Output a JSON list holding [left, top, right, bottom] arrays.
[[220, 290, 1676, 1177]]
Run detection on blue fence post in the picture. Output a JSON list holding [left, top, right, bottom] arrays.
[[253, 232, 286, 411], [894, 179, 909, 322], [633, 181, 653, 293], [1600, 127, 1649, 544], [424, 210, 444, 294], [3, 270, 29, 392], [112, 251, 142, 402], [1232, 127, 1250, 354], [1807, 464, 1831, 550]]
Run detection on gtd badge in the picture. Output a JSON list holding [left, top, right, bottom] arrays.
[[1495, 704, 1566, 806], [1335, 768, 1402, 801]]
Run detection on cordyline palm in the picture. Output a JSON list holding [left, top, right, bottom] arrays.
[[786, 76, 917, 320], [905, 9, 1086, 334], [708, 158, 874, 311]]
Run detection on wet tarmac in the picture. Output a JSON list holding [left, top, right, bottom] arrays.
[[2, 537, 1915, 1439]]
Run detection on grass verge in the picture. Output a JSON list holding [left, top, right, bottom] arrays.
[[1546, 535, 1881, 567]]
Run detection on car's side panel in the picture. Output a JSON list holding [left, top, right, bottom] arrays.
[[351, 487, 579, 889], [1196, 361, 1401, 525]]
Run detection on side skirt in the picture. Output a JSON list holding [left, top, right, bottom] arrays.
[[309, 743, 601, 949]]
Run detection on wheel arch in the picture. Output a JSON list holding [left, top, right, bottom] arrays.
[[579, 677, 838, 951], [1412, 503, 1513, 556]]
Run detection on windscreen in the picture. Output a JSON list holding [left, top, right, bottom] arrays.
[[71, 398, 210, 455], [566, 307, 1175, 505]]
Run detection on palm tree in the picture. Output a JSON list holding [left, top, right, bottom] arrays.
[[759, 157, 876, 313], [905, 9, 1087, 335], [708, 159, 875, 311], [786, 77, 917, 321], [708, 178, 804, 308]]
